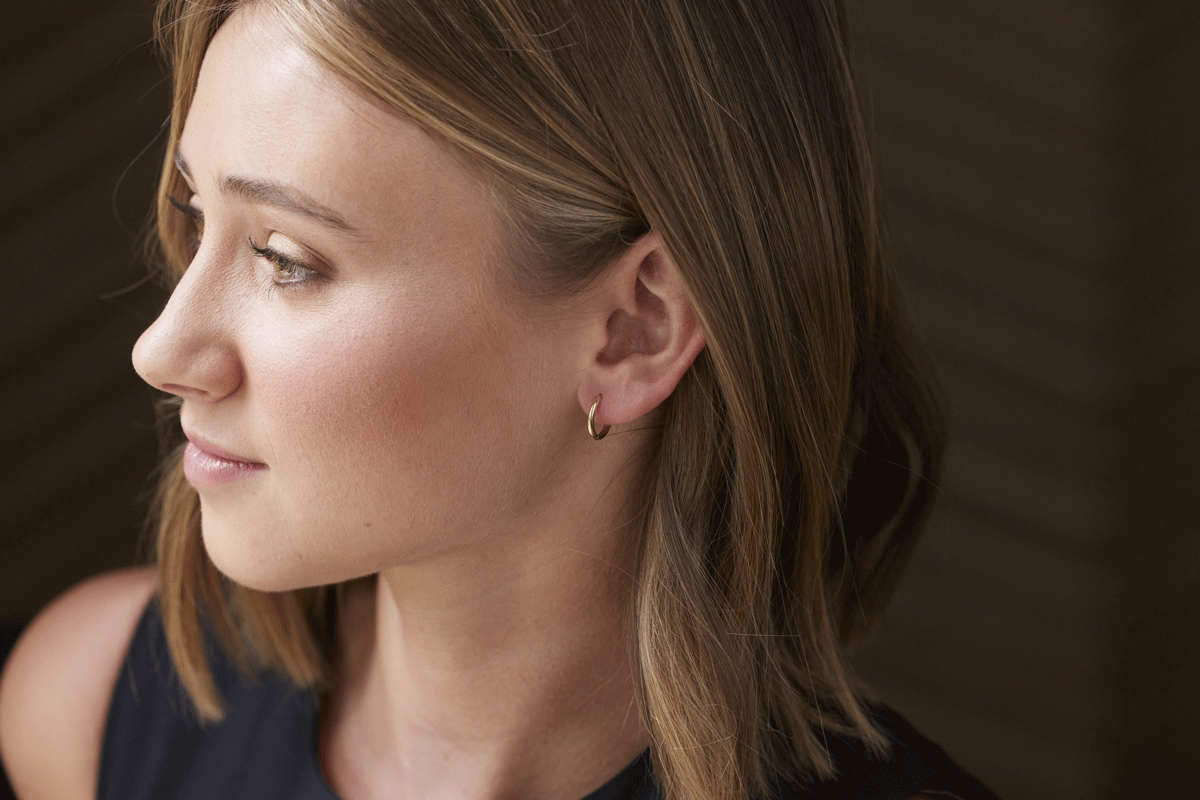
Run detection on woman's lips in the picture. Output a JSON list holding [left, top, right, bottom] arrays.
[[182, 435, 267, 487]]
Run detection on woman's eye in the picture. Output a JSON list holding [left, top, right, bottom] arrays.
[[167, 195, 205, 249], [166, 193, 320, 289], [248, 238, 319, 288]]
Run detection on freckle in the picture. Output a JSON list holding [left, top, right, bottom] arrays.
[[364, 521, 372, 528]]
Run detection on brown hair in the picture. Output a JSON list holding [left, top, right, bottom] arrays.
[[148, 1, 945, 798]]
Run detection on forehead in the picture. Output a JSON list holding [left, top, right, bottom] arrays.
[[179, 5, 496, 252]]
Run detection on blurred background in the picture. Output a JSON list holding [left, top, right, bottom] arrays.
[[0, 1, 1196, 798]]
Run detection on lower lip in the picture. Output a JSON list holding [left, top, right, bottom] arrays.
[[183, 442, 267, 486]]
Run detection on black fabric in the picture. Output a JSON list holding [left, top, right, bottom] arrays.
[[773, 706, 1001, 799], [99, 603, 999, 800], [98, 601, 334, 800]]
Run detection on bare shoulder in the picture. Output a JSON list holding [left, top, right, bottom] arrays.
[[0, 566, 157, 800]]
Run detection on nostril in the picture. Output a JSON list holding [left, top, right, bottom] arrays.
[[160, 383, 206, 399], [130, 292, 243, 401]]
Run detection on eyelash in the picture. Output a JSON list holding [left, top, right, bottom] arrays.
[[168, 195, 319, 290], [168, 195, 204, 245], [247, 238, 319, 289]]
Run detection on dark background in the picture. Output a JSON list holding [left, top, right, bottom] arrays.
[[1, 1, 1197, 798]]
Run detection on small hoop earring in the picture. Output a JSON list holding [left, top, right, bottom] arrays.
[[588, 394, 610, 441]]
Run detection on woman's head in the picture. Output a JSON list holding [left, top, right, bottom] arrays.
[[143, 1, 945, 798], [135, 4, 677, 593]]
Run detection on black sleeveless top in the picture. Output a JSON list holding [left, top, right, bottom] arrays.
[[98, 602, 999, 800]]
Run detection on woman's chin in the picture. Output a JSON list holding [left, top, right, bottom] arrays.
[[199, 522, 381, 594], [198, 514, 318, 593]]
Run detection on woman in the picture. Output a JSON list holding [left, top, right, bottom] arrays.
[[0, 0, 997, 798]]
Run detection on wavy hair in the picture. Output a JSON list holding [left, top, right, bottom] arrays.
[[147, 1, 946, 799]]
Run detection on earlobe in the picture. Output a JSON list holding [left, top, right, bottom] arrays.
[[577, 232, 705, 435]]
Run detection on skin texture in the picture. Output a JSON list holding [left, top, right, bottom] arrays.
[[1, 6, 705, 800]]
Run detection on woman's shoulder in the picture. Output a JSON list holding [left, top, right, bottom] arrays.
[[0, 567, 157, 800]]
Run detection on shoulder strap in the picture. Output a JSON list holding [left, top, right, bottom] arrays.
[[97, 601, 333, 800]]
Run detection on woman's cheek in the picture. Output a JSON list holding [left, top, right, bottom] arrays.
[[249, 286, 498, 487]]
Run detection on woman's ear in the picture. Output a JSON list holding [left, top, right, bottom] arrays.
[[576, 232, 705, 434]]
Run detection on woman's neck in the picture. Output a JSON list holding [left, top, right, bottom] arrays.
[[320, 518, 649, 800]]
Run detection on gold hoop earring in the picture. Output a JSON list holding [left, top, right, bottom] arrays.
[[588, 394, 610, 440]]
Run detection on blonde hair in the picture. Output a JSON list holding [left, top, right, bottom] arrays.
[[148, 1, 946, 798]]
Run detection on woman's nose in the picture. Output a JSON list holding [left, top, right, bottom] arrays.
[[132, 260, 243, 402]]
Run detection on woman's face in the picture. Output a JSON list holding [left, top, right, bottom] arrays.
[[133, 7, 591, 590]]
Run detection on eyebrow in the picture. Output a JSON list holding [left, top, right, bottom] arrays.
[[174, 150, 359, 234]]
